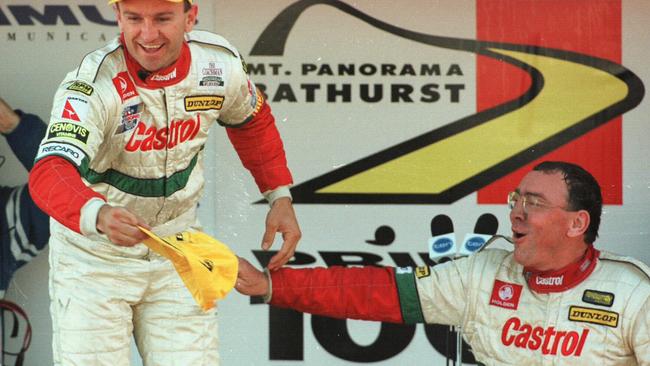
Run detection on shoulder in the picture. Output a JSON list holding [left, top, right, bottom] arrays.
[[187, 30, 240, 58], [440, 249, 517, 280], [598, 250, 650, 285], [55, 38, 125, 111], [474, 248, 514, 267], [67, 37, 124, 86]]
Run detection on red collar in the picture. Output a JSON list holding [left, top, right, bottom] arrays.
[[120, 34, 191, 89], [524, 245, 599, 293]]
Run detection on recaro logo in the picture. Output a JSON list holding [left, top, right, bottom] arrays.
[[0, 5, 116, 26]]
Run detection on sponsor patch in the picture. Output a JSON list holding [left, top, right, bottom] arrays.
[[568, 306, 618, 328], [36, 142, 85, 166], [395, 267, 413, 274], [489, 280, 523, 310], [116, 103, 142, 135], [199, 61, 225, 87], [66, 81, 94, 96], [414, 266, 430, 279], [47, 122, 89, 144], [199, 76, 224, 87], [125, 115, 201, 152], [582, 290, 614, 307], [60, 96, 89, 122], [184, 95, 224, 111], [151, 68, 176, 82], [112, 72, 138, 102]]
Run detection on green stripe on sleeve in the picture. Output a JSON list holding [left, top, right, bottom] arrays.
[[394, 269, 425, 324]]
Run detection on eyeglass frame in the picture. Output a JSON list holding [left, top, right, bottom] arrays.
[[507, 190, 574, 214]]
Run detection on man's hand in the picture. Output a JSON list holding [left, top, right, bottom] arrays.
[[0, 98, 20, 134], [96, 205, 150, 246], [262, 197, 301, 271], [235, 257, 270, 297]]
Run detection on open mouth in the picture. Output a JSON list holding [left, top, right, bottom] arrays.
[[512, 230, 527, 240], [140, 43, 163, 53]]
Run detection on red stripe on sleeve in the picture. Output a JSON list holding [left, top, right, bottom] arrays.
[[226, 101, 293, 193], [269, 266, 404, 323], [28, 156, 105, 233]]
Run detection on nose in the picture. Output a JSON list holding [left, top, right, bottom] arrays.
[[509, 200, 526, 222], [139, 19, 159, 42]]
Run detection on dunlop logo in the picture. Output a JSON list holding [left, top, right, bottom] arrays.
[[185, 95, 224, 111], [568, 306, 618, 328]]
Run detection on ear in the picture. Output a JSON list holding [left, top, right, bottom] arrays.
[[113, 5, 123, 27], [184, 5, 198, 33], [567, 210, 590, 238]]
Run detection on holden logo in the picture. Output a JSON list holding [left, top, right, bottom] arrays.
[[432, 238, 453, 253], [498, 284, 514, 301]]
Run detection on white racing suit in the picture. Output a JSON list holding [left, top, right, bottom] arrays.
[[268, 247, 650, 365], [30, 30, 292, 366]]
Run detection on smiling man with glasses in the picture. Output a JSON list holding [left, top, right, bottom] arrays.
[[236, 160, 650, 365], [507, 161, 602, 273]]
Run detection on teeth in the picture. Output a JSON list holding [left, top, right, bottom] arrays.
[[142, 44, 161, 49]]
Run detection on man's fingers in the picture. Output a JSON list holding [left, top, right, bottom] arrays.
[[108, 232, 140, 247], [267, 248, 292, 271], [261, 228, 275, 251]]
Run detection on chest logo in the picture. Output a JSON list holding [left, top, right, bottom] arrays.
[[502, 317, 589, 356], [184, 95, 224, 111], [582, 290, 614, 307], [489, 280, 523, 310], [568, 306, 618, 328], [112, 72, 138, 102], [125, 115, 201, 152]]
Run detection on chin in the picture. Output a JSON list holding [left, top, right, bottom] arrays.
[[513, 247, 530, 267]]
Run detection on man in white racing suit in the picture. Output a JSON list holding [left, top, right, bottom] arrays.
[[28, 0, 301, 364], [236, 161, 649, 365]]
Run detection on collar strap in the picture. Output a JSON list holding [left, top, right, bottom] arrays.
[[524, 245, 599, 293], [120, 34, 191, 89]]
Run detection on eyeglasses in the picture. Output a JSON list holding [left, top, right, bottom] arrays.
[[507, 191, 569, 214]]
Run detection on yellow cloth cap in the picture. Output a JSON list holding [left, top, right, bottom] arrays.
[[140, 227, 237, 311]]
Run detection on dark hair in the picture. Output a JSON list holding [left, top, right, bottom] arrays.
[[533, 161, 602, 244]]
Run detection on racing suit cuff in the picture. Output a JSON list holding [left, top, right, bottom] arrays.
[[80, 198, 108, 240], [262, 268, 273, 303], [263, 185, 292, 206]]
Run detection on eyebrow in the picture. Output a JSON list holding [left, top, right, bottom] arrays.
[[122, 11, 176, 17], [515, 189, 548, 201]]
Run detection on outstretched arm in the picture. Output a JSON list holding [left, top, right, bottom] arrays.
[[236, 257, 406, 323], [226, 101, 301, 269]]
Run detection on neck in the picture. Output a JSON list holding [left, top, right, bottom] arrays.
[[524, 244, 599, 293]]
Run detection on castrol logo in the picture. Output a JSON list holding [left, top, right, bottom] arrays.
[[535, 275, 564, 286], [125, 115, 201, 152], [501, 317, 589, 356]]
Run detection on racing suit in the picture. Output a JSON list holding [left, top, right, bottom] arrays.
[[267, 245, 650, 365], [28, 30, 292, 366]]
